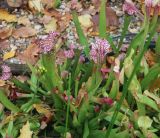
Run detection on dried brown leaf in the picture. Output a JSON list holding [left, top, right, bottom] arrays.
[[28, 0, 44, 12], [17, 16, 31, 26], [7, 0, 22, 7], [18, 121, 33, 138], [33, 103, 53, 118], [92, 7, 119, 31], [17, 44, 40, 65], [12, 27, 37, 38], [0, 80, 5, 87], [0, 9, 17, 22], [0, 27, 12, 39], [41, 0, 54, 9], [38, 15, 52, 24], [145, 50, 156, 67], [78, 14, 93, 29], [3, 50, 16, 60], [58, 13, 72, 32], [44, 17, 57, 33], [0, 40, 10, 50], [43, 9, 62, 18]]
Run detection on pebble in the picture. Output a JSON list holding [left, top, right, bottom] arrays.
[[10, 44, 17, 51], [21, 10, 25, 15], [34, 24, 42, 30], [28, 14, 34, 20], [116, 10, 124, 17]]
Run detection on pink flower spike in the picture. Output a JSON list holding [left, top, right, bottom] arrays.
[[64, 49, 75, 58], [145, 0, 152, 7], [123, 0, 137, 15], [90, 38, 110, 64], [48, 31, 59, 39], [69, 43, 76, 49], [38, 31, 59, 54], [79, 55, 85, 63], [0, 72, 11, 80], [1, 65, 11, 73]]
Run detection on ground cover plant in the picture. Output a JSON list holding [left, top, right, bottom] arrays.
[[0, 0, 160, 138]]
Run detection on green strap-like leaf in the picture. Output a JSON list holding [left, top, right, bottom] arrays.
[[0, 89, 20, 112], [99, 0, 107, 38], [72, 11, 90, 56], [141, 64, 160, 90]]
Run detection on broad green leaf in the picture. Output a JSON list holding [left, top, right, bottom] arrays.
[[12, 78, 33, 93], [78, 101, 89, 124], [126, 29, 145, 57], [7, 120, 13, 137], [0, 89, 20, 112], [72, 12, 89, 56], [42, 53, 63, 91], [109, 80, 119, 99], [141, 64, 160, 90], [54, 125, 66, 133], [138, 116, 153, 129], [114, 130, 130, 138], [117, 15, 131, 51], [83, 120, 89, 138], [137, 94, 160, 112]]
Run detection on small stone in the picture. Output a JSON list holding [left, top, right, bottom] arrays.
[[14, 9, 18, 12], [116, 10, 124, 17], [21, 10, 25, 15], [60, 5, 65, 10], [34, 24, 42, 30], [28, 14, 34, 20], [128, 27, 139, 33], [10, 44, 17, 51]]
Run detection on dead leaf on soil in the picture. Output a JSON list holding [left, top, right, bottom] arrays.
[[67, 0, 82, 11], [18, 16, 31, 26], [18, 121, 33, 138], [17, 43, 40, 65], [0, 27, 12, 39], [0, 9, 17, 22], [58, 13, 72, 32], [78, 14, 93, 29], [0, 40, 10, 50], [0, 80, 6, 87], [12, 27, 37, 38], [7, 0, 22, 7], [145, 50, 156, 67], [16, 76, 29, 83], [44, 17, 57, 33], [29, 0, 44, 12], [38, 15, 52, 24], [149, 77, 160, 92], [41, 0, 54, 9], [43, 9, 62, 18], [33, 103, 53, 119], [3, 50, 16, 60], [92, 7, 119, 31]]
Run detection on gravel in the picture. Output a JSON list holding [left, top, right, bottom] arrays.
[[0, 0, 143, 65]]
